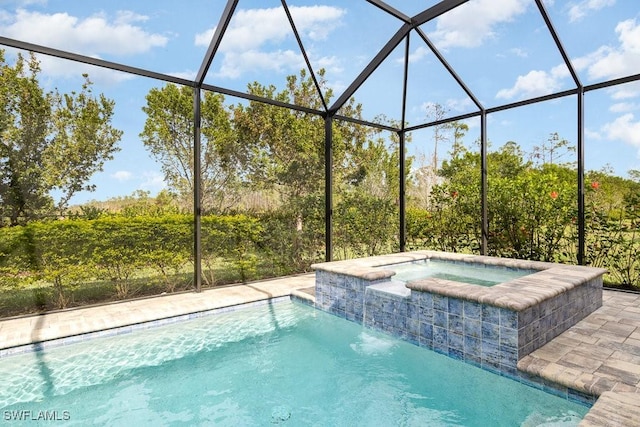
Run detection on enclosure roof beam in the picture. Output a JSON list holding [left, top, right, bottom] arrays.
[[401, 35, 410, 131], [486, 88, 577, 114], [329, 0, 469, 115], [534, 0, 582, 88], [404, 110, 481, 133], [366, 0, 411, 23], [282, 0, 328, 112], [585, 73, 640, 92], [0, 37, 195, 87], [201, 83, 324, 116], [333, 113, 400, 133], [328, 23, 411, 115], [195, 0, 238, 86], [415, 27, 484, 111], [412, 0, 470, 27], [405, 69, 640, 132]]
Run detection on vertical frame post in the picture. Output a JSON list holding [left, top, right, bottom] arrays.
[[480, 110, 488, 255], [399, 131, 406, 252], [193, 87, 202, 291], [399, 34, 409, 253], [577, 89, 585, 265], [324, 115, 333, 262]]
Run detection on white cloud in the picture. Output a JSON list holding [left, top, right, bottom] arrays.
[[496, 64, 568, 99], [196, 6, 344, 50], [497, 17, 640, 100], [573, 19, 640, 82], [602, 113, 640, 149], [418, 98, 474, 117], [406, 46, 430, 64], [428, 0, 529, 49], [2, 0, 46, 6], [168, 70, 197, 80], [33, 54, 135, 84], [609, 102, 638, 113], [114, 10, 148, 26], [585, 128, 602, 140], [610, 83, 640, 100], [311, 55, 343, 75], [140, 171, 167, 192], [217, 50, 304, 79], [195, 5, 345, 79], [568, 0, 616, 23], [510, 47, 528, 58], [446, 97, 475, 112], [194, 28, 215, 47], [111, 171, 133, 182], [0, 9, 168, 57]]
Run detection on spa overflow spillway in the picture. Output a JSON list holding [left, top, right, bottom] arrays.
[[312, 250, 606, 386]]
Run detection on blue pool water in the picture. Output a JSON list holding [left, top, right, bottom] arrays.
[[379, 260, 536, 286], [0, 302, 587, 426]]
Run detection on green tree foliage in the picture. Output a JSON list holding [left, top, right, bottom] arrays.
[[582, 172, 640, 287], [408, 132, 640, 288], [0, 51, 122, 226], [233, 69, 403, 264], [140, 84, 237, 213], [417, 140, 576, 259], [232, 70, 328, 201]]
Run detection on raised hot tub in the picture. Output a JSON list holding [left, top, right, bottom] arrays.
[[312, 250, 606, 376]]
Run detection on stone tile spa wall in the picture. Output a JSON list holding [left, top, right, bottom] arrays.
[[313, 251, 606, 377]]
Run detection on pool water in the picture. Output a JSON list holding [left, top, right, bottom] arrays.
[[0, 302, 587, 426], [382, 260, 536, 286]]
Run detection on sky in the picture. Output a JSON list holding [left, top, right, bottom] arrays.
[[0, 0, 639, 205]]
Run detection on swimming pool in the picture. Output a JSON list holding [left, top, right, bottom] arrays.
[[0, 301, 587, 426]]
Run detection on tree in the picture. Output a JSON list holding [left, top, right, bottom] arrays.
[[410, 103, 468, 210], [140, 84, 237, 213], [530, 132, 575, 167], [0, 50, 122, 226], [232, 70, 328, 202]]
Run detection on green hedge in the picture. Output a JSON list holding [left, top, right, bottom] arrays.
[[0, 214, 264, 311]]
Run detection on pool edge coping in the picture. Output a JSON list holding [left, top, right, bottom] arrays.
[[313, 250, 607, 311]]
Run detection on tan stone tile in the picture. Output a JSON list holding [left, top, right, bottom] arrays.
[[592, 330, 628, 344], [611, 382, 639, 393], [610, 350, 640, 364], [574, 372, 599, 392], [555, 366, 584, 387], [599, 321, 637, 338], [550, 335, 583, 349], [541, 363, 566, 382], [624, 336, 640, 352], [563, 329, 601, 344], [557, 351, 605, 372], [573, 343, 615, 361], [581, 391, 640, 427], [516, 355, 549, 375], [602, 358, 640, 376], [531, 341, 574, 362], [589, 376, 620, 396]]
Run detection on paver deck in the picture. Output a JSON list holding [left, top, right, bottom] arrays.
[[1, 276, 639, 425], [518, 290, 640, 426], [0, 274, 315, 351]]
